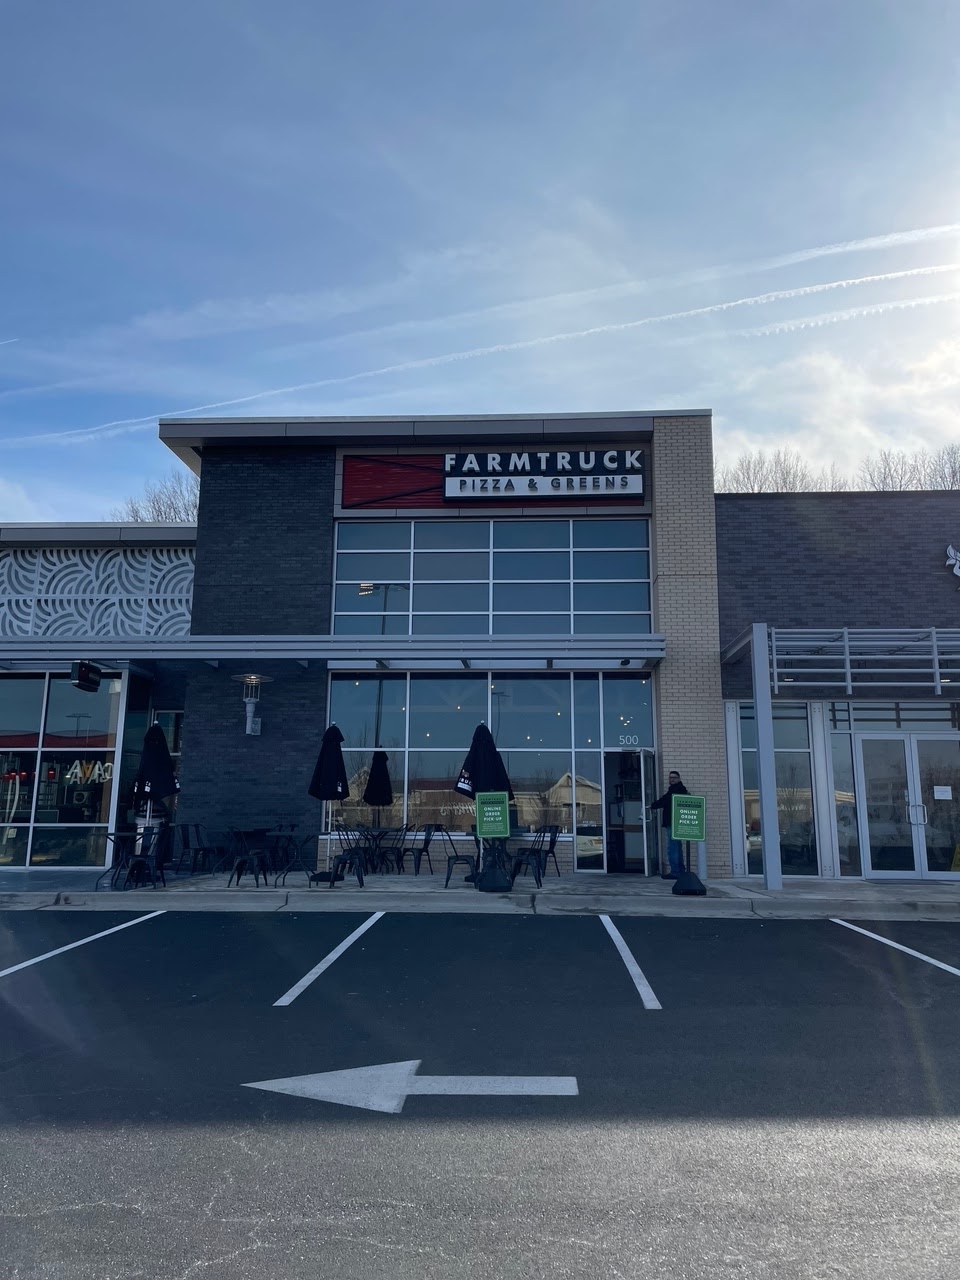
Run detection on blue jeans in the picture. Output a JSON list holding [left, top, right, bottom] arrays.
[[666, 834, 685, 877]]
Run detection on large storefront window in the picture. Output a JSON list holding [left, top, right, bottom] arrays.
[[0, 673, 122, 867], [326, 671, 653, 849], [333, 519, 651, 637], [740, 702, 819, 875]]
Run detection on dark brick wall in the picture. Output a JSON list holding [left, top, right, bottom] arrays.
[[717, 491, 960, 698], [190, 445, 336, 635], [175, 661, 329, 839], [179, 446, 336, 836]]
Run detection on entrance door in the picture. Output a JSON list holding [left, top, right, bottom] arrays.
[[914, 737, 960, 876], [603, 750, 657, 874], [856, 734, 960, 879]]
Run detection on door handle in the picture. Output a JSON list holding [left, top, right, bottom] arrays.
[[918, 803, 929, 826]]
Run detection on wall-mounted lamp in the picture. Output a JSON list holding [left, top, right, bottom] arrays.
[[231, 673, 273, 735], [619, 658, 631, 667]]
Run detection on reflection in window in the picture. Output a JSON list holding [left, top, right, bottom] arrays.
[[406, 750, 474, 833], [414, 522, 489, 550], [499, 751, 570, 831], [0, 751, 37, 822], [0, 826, 27, 866], [337, 522, 411, 551], [0, 675, 45, 748], [328, 677, 407, 749], [27, 828, 108, 867], [831, 733, 862, 876], [408, 676, 486, 749], [776, 752, 818, 874], [334, 519, 651, 637], [601, 675, 654, 748], [574, 677, 601, 748], [573, 751, 603, 869], [36, 751, 114, 824], [740, 702, 819, 876], [573, 520, 648, 548], [337, 750, 405, 829], [44, 678, 121, 748], [489, 676, 572, 749], [852, 702, 960, 730]]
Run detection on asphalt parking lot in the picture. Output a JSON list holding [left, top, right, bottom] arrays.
[[2, 910, 960, 1278]]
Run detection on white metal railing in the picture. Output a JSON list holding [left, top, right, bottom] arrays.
[[770, 627, 960, 695]]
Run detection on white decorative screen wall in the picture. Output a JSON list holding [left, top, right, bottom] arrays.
[[0, 547, 195, 637]]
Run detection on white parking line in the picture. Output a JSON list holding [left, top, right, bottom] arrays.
[[832, 918, 960, 978], [0, 911, 166, 980], [599, 915, 662, 1010], [274, 912, 386, 1006]]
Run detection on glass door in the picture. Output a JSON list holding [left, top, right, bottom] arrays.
[[914, 737, 960, 878], [856, 734, 960, 879], [603, 750, 656, 874], [856, 736, 921, 876]]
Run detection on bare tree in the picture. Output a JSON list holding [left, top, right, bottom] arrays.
[[923, 444, 960, 490], [856, 449, 921, 491], [714, 448, 847, 493], [716, 445, 959, 493], [110, 468, 199, 522]]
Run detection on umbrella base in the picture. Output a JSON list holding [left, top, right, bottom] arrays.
[[476, 867, 513, 893]]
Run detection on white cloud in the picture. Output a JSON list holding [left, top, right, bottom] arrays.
[[716, 340, 960, 473], [0, 478, 56, 521]]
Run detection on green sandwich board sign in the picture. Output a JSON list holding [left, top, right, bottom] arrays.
[[476, 791, 511, 839], [672, 794, 706, 843]]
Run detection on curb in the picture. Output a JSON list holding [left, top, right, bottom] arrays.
[[5, 888, 960, 922]]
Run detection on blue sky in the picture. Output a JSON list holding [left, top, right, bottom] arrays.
[[1, 0, 958, 519]]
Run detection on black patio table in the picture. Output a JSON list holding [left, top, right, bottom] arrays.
[[357, 826, 408, 873]]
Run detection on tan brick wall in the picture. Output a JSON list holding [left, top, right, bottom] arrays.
[[651, 416, 731, 876]]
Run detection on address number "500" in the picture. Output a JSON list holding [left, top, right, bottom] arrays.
[[619, 734, 641, 745]]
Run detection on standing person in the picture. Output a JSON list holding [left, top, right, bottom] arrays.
[[651, 770, 689, 879]]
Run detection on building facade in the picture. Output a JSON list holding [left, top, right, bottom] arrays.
[[1, 411, 958, 884]]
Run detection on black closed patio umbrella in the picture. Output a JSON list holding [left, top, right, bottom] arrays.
[[133, 722, 180, 811], [456, 724, 514, 892], [455, 723, 514, 800], [362, 751, 393, 808], [132, 722, 180, 864], [308, 724, 349, 802]]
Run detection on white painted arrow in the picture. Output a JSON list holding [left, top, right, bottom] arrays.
[[242, 1060, 579, 1114]]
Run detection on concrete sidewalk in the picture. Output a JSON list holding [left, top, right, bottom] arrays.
[[4, 868, 960, 919]]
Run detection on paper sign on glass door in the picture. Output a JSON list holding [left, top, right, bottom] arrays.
[[933, 786, 953, 800]]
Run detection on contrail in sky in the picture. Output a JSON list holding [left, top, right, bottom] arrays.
[[735, 291, 960, 336], [0, 338, 18, 347], [5, 262, 958, 447], [277, 222, 960, 353]]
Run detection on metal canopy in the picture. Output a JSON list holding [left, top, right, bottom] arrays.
[[0, 633, 667, 673], [723, 626, 960, 696]]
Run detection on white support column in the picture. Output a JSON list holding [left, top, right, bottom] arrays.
[[724, 700, 746, 876], [809, 701, 836, 878], [751, 623, 782, 891]]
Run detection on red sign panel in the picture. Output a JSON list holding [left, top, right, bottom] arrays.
[[341, 455, 445, 510]]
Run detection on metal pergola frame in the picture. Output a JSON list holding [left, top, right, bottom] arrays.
[[721, 624, 960, 892], [0, 633, 667, 673]]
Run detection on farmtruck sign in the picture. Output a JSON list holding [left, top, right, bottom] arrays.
[[444, 449, 646, 499]]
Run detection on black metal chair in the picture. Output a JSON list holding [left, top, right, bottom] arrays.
[[265, 823, 298, 874], [374, 825, 409, 873], [328, 825, 368, 888], [510, 829, 545, 888], [122, 827, 167, 890], [444, 827, 478, 887], [534, 824, 562, 877], [406, 824, 439, 875], [97, 831, 139, 890], [174, 822, 218, 875], [227, 829, 271, 887]]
